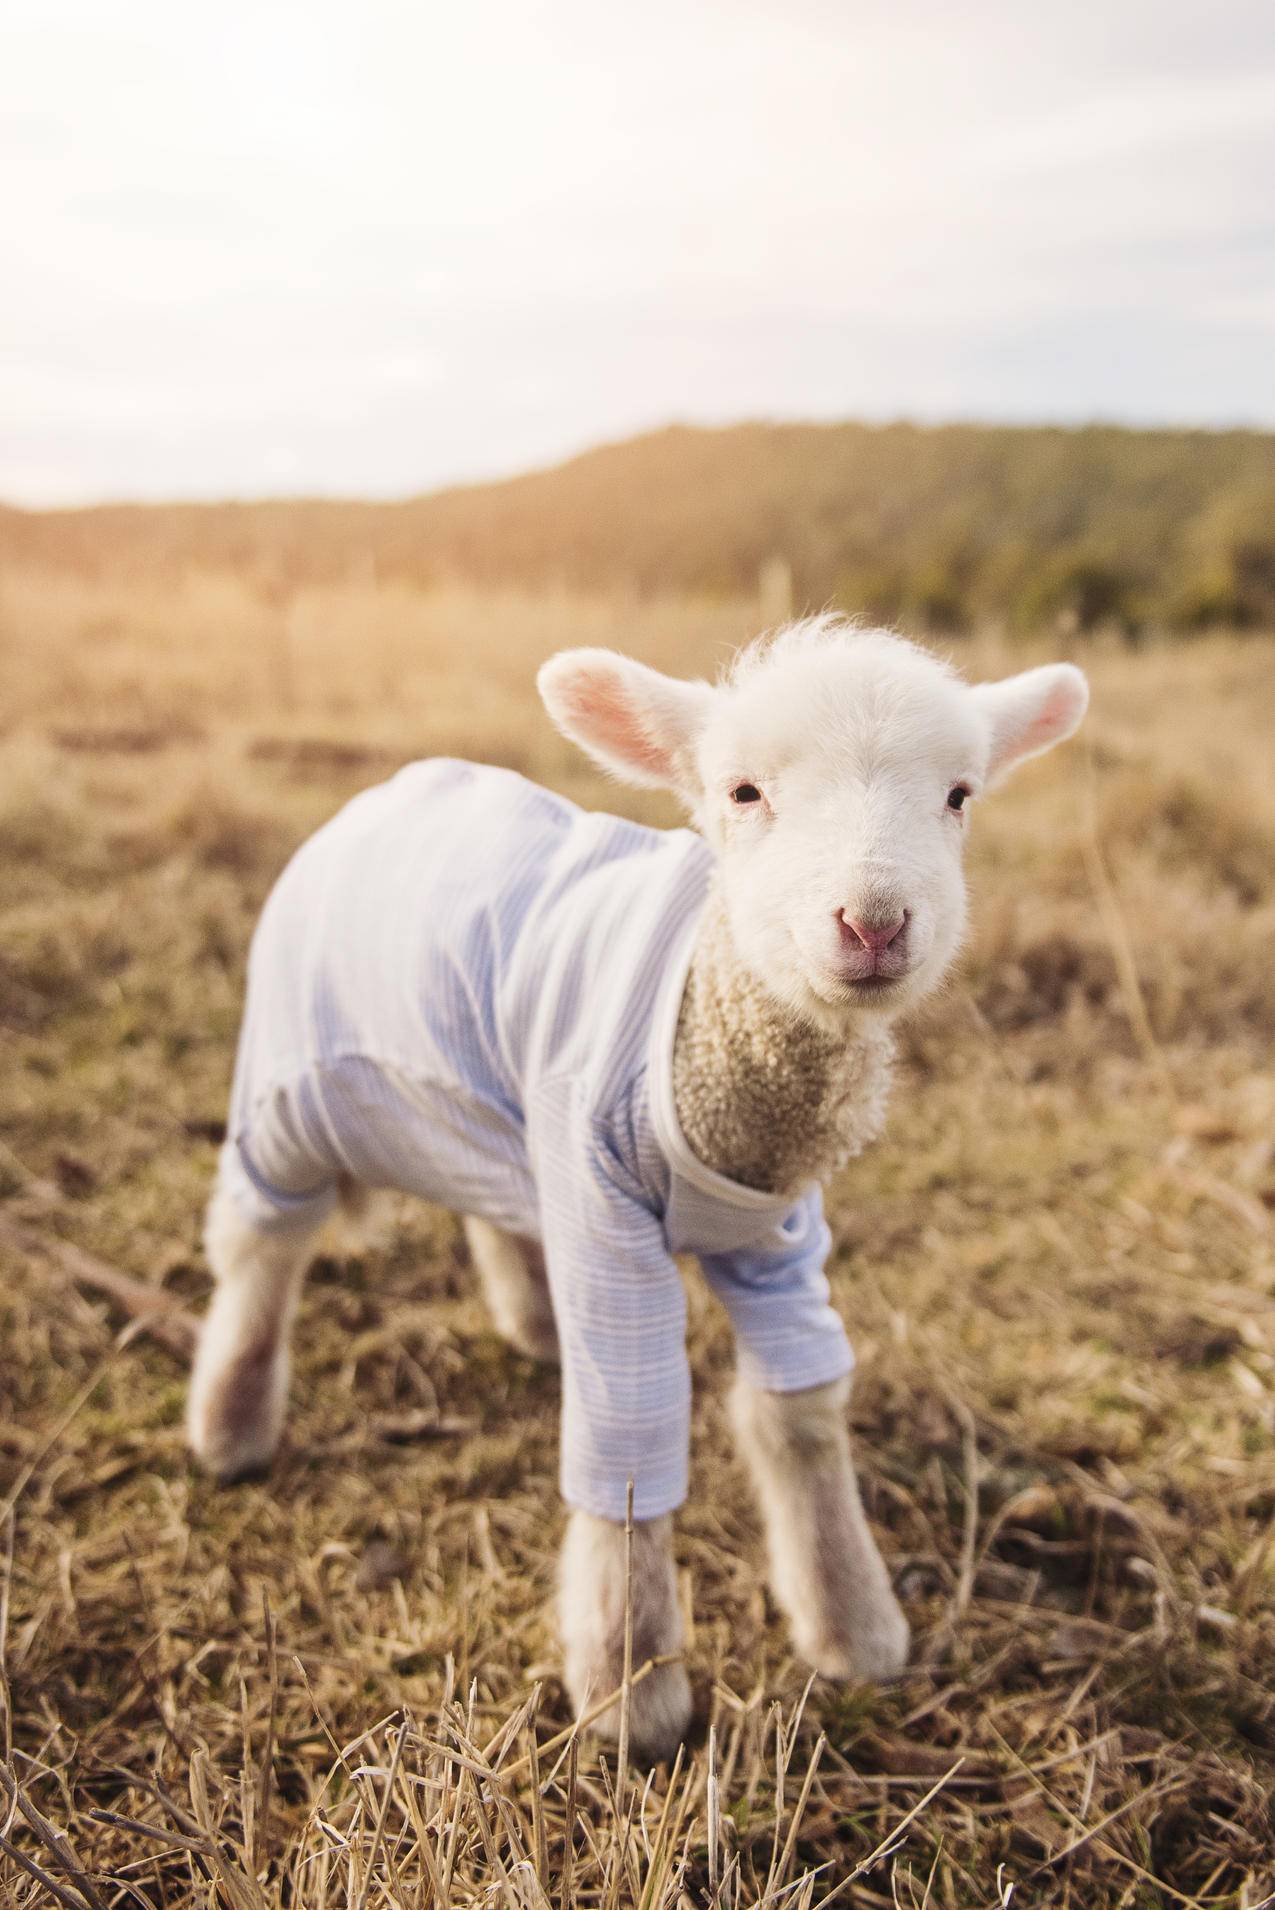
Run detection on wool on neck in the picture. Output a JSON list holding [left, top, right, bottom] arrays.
[[671, 884, 894, 1198]]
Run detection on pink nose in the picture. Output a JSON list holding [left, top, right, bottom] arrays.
[[838, 910, 908, 954]]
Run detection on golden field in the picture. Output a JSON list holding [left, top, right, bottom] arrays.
[[1, 559, 1274, 1906]]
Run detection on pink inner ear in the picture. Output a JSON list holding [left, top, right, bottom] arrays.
[[997, 677, 1085, 768], [560, 669, 671, 778]]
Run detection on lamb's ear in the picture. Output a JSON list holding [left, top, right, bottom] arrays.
[[537, 648, 712, 796], [971, 663, 1089, 786]]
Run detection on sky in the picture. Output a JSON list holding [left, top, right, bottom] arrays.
[[5, 0, 1275, 505]]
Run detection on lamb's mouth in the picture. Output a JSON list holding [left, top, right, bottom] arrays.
[[807, 958, 912, 1008], [828, 962, 916, 1008], [836, 972, 908, 1001]]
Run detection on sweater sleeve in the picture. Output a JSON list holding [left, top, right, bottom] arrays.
[[527, 1080, 692, 1523], [698, 1187, 855, 1396]]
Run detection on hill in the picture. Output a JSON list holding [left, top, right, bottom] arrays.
[[4, 419, 1275, 634]]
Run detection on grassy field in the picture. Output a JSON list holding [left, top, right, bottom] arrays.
[[1, 562, 1273, 1906]]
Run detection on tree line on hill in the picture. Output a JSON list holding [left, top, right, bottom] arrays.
[[3, 420, 1273, 637]]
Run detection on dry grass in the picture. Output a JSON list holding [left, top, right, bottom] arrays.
[[1, 561, 1273, 1906]]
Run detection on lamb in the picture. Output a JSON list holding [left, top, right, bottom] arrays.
[[186, 616, 1088, 1762]]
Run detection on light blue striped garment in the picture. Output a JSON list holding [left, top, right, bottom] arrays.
[[221, 759, 853, 1519]]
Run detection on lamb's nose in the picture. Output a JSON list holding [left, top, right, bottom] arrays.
[[838, 909, 908, 953]]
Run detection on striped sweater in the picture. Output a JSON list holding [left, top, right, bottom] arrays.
[[221, 759, 853, 1519]]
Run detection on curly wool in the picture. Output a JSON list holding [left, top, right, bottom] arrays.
[[672, 885, 894, 1197]]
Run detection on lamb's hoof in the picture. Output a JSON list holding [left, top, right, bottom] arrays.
[[798, 1595, 910, 1684], [186, 1360, 284, 1483], [206, 1451, 273, 1486], [187, 1413, 280, 1484], [579, 1658, 693, 1766]]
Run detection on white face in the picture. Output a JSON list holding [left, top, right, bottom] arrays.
[[539, 622, 1088, 1029], [695, 638, 984, 1023]]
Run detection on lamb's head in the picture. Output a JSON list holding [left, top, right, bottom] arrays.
[[539, 619, 1088, 1028]]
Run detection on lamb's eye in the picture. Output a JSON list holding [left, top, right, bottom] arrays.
[[947, 785, 969, 812], [731, 782, 763, 805]]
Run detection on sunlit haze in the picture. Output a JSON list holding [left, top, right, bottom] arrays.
[[6, 0, 1275, 504]]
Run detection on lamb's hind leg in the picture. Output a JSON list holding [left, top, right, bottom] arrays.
[[464, 1217, 559, 1362], [187, 1177, 320, 1481], [732, 1375, 909, 1681]]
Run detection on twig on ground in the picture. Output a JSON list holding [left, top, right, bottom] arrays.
[[0, 1215, 197, 1357]]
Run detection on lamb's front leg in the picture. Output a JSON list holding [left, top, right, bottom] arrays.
[[732, 1375, 909, 1680], [558, 1510, 692, 1763]]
